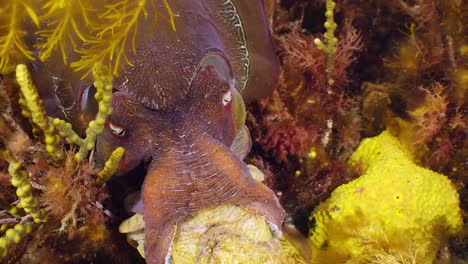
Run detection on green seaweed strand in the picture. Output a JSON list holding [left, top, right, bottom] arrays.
[[314, 0, 338, 92]]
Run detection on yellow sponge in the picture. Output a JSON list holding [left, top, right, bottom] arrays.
[[309, 130, 462, 263]]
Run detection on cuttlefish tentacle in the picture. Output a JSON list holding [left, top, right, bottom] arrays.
[[143, 133, 284, 263]]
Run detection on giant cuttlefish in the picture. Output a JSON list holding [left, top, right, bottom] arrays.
[[31, 0, 285, 263]]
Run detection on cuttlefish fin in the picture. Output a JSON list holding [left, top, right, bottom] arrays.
[[230, 125, 252, 160]]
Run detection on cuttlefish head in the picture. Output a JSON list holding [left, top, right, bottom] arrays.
[[96, 53, 285, 263], [97, 53, 244, 175]]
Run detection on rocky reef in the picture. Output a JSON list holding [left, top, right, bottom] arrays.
[[0, 0, 466, 263]]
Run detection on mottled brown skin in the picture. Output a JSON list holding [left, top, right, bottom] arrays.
[[31, 1, 283, 263]]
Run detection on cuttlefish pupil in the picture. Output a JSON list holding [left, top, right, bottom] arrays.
[[109, 121, 125, 137], [222, 90, 232, 105]]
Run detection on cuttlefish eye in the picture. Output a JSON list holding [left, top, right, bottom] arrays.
[[109, 120, 126, 137], [222, 90, 232, 106], [198, 52, 246, 134]]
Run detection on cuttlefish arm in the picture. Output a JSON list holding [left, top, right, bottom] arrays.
[[143, 134, 284, 263]]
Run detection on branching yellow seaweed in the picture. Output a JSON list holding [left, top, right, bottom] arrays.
[[0, 150, 47, 224], [71, 0, 178, 76], [97, 147, 125, 184], [16, 64, 64, 162], [36, 0, 90, 64], [314, 0, 338, 89], [1, 0, 178, 76], [0, 149, 44, 259], [71, 0, 147, 76], [14, 63, 124, 181], [0, 222, 35, 258], [1, 62, 125, 258], [52, 63, 115, 162], [0, 0, 39, 74], [157, 0, 178, 32]]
